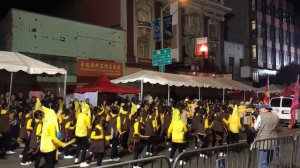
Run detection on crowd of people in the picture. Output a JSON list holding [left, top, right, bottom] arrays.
[[0, 90, 276, 168]]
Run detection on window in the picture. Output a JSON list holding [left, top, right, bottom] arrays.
[[251, 0, 256, 11], [267, 48, 272, 64], [253, 72, 259, 82], [261, 0, 267, 13], [279, 50, 283, 65], [262, 46, 267, 63], [252, 45, 257, 59], [278, 8, 283, 20], [271, 98, 281, 107], [279, 28, 283, 44], [282, 98, 292, 108], [261, 23, 266, 39], [257, 21, 261, 37], [240, 59, 244, 67], [283, 10, 287, 22], [285, 31, 290, 45], [276, 50, 280, 66], [251, 20, 256, 36], [270, 26, 275, 41], [229, 57, 234, 73]]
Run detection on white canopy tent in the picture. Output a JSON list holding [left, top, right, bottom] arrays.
[[111, 70, 256, 104], [256, 84, 283, 93], [0, 51, 67, 100]]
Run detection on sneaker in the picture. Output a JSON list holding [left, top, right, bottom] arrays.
[[6, 151, 16, 155], [199, 154, 208, 159], [19, 154, 23, 158], [146, 152, 149, 156], [168, 148, 172, 152], [133, 166, 142, 168], [64, 155, 74, 159], [169, 158, 173, 163], [149, 153, 153, 156], [179, 160, 186, 165], [195, 146, 198, 149], [20, 161, 32, 166], [219, 152, 226, 157], [112, 157, 120, 162], [79, 162, 89, 167], [183, 149, 186, 152], [75, 158, 79, 163]]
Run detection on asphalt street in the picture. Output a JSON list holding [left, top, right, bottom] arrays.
[[1, 126, 299, 168]]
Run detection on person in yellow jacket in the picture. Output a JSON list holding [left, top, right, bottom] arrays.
[[117, 103, 130, 150], [19, 107, 33, 165], [167, 107, 188, 163], [223, 105, 242, 144], [74, 102, 92, 167], [39, 103, 66, 168]]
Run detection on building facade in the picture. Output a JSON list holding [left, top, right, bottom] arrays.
[[225, 0, 300, 87], [47, 0, 231, 75], [0, 9, 126, 95], [125, 0, 231, 75]]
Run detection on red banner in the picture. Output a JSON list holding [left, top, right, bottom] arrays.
[[77, 59, 123, 78]]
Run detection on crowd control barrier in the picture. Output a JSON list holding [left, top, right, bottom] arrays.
[[172, 142, 250, 168], [96, 155, 171, 168], [292, 134, 300, 167], [249, 135, 295, 168]]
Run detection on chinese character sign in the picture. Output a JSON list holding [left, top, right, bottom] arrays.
[[77, 59, 123, 78]]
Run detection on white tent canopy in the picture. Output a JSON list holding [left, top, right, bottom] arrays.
[[111, 70, 256, 103], [0, 51, 67, 99], [257, 84, 283, 93], [112, 70, 255, 91]]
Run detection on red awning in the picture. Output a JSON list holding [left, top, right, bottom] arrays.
[[74, 76, 140, 94]]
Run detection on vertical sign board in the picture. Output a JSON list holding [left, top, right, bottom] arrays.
[[163, 15, 173, 40], [153, 19, 161, 42], [196, 37, 208, 58]]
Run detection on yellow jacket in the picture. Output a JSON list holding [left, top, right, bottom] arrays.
[[167, 108, 188, 143], [75, 113, 91, 137], [223, 105, 242, 133], [40, 107, 64, 153]]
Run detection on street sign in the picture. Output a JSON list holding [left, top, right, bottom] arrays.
[[152, 48, 172, 70]]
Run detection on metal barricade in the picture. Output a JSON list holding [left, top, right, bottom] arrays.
[[172, 142, 250, 168], [249, 135, 294, 168], [96, 155, 171, 168], [292, 134, 300, 167]]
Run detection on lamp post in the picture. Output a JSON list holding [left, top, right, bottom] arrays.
[[160, 0, 184, 49]]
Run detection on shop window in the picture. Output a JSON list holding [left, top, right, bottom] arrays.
[[252, 45, 257, 59], [251, 20, 256, 36], [251, 0, 256, 11]]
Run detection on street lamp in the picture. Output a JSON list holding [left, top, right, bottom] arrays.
[[160, 0, 185, 49]]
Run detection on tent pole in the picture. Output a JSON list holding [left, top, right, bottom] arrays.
[[222, 88, 225, 105], [9, 72, 13, 105], [198, 87, 201, 100], [168, 85, 170, 105], [63, 73, 67, 99], [140, 79, 144, 102]]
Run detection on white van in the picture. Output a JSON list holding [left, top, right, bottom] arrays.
[[270, 97, 300, 123]]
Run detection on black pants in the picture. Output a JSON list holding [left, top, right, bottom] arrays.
[[34, 150, 42, 168], [42, 150, 56, 168], [245, 125, 255, 144], [120, 131, 129, 149], [133, 140, 146, 166], [195, 134, 209, 148], [110, 137, 119, 159], [21, 138, 30, 163], [228, 132, 239, 144], [146, 136, 155, 154], [170, 142, 185, 159], [94, 152, 104, 166], [212, 131, 224, 147], [75, 136, 87, 163]]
